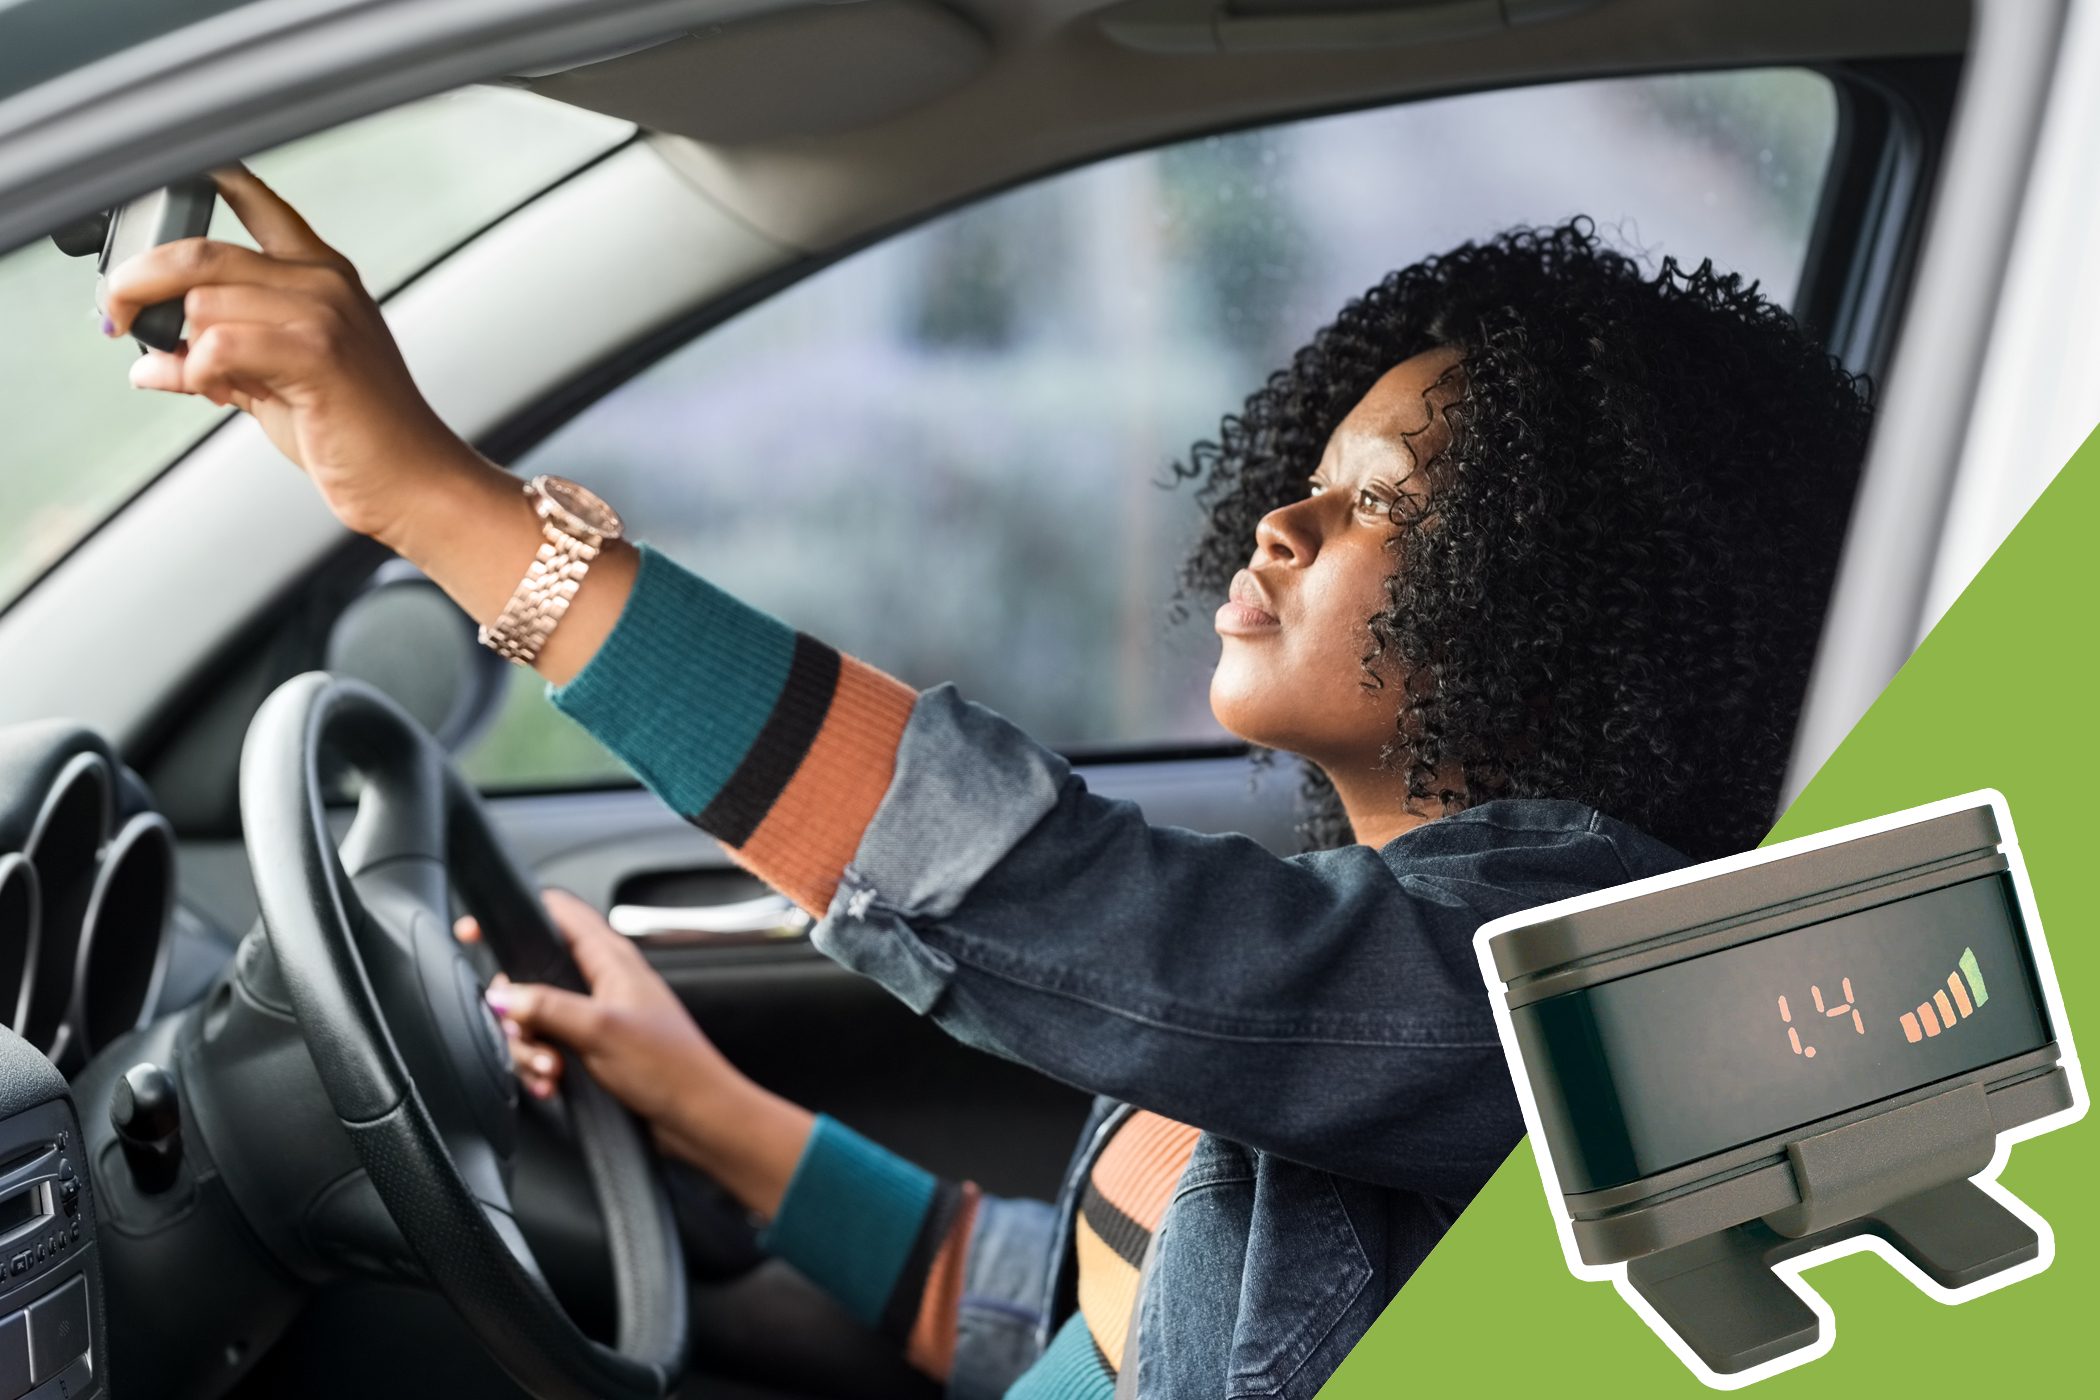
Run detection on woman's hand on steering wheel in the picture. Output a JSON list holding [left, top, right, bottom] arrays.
[[456, 888, 748, 1164]]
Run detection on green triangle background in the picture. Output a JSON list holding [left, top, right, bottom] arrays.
[[1322, 425, 2099, 1395]]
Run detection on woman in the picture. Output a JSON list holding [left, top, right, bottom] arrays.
[[104, 166, 1871, 1399]]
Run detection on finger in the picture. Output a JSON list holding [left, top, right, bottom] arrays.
[[126, 347, 183, 392], [454, 914, 482, 944], [126, 341, 275, 412], [128, 320, 320, 406], [104, 237, 344, 339], [127, 322, 285, 410], [510, 1030, 559, 1099], [181, 280, 331, 336], [208, 162, 353, 268], [504, 1018, 565, 1099], [539, 887, 628, 985], [487, 980, 602, 1049], [512, 1037, 564, 1085]]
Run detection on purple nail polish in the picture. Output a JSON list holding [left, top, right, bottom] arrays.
[[484, 985, 512, 1015], [100, 315, 114, 337]]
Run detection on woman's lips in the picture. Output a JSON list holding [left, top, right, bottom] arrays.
[[1215, 599, 1281, 633]]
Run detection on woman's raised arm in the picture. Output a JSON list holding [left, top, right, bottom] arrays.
[[538, 540, 1663, 1199]]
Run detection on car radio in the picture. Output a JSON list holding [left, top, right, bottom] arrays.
[[0, 1087, 103, 1399]]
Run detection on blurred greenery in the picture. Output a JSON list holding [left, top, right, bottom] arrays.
[[456, 67, 1838, 791], [2, 85, 631, 606]]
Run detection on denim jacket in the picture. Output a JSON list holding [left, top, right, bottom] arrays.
[[545, 544, 1695, 1398], [795, 684, 1692, 1397]]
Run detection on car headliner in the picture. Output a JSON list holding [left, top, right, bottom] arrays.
[[0, 0, 1966, 263], [519, 0, 1972, 252]]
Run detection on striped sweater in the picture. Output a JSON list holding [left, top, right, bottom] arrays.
[[547, 542, 1197, 1393]]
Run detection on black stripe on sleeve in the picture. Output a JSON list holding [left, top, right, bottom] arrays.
[[1079, 1182, 1150, 1269], [875, 1177, 967, 1344], [696, 632, 841, 846]]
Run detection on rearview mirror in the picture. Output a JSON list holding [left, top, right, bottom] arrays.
[[324, 560, 509, 754]]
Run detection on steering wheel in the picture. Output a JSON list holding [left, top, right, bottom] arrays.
[[239, 671, 687, 1399]]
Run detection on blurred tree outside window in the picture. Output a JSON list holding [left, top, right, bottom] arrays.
[[460, 68, 1838, 792]]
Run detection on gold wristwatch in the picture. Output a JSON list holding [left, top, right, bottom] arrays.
[[477, 474, 625, 666]]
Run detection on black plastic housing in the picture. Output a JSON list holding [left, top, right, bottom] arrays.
[[1489, 801, 2072, 1266]]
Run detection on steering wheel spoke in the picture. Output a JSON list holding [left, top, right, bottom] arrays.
[[240, 672, 687, 1399]]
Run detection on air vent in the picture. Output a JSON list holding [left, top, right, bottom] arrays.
[[70, 810, 176, 1057], [0, 855, 34, 1038], [19, 751, 111, 1060]]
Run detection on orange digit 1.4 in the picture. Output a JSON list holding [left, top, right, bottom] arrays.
[[1780, 977, 1866, 1059]]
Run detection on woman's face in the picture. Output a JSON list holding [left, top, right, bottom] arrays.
[[1209, 344, 1464, 774]]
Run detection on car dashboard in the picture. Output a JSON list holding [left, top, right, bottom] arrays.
[[0, 720, 201, 1399], [0, 725, 177, 1077]]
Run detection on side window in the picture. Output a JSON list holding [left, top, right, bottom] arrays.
[[7, 85, 632, 612], [459, 68, 1836, 792]]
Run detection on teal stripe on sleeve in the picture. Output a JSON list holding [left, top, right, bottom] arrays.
[[757, 1114, 940, 1327], [1006, 1312, 1114, 1400], [546, 541, 798, 817]]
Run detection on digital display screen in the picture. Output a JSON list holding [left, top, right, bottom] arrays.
[[1512, 872, 2051, 1193], [0, 1183, 40, 1235]]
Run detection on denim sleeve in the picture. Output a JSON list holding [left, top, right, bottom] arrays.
[[947, 1194, 1058, 1400], [753, 1114, 1057, 1393], [810, 682, 1577, 1199]]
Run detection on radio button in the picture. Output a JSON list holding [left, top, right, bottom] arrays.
[[26, 1277, 87, 1382]]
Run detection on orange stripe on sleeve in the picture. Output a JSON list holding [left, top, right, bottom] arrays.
[[905, 1181, 983, 1379], [720, 651, 919, 916]]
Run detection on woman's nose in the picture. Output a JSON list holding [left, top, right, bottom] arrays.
[[1254, 498, 1319, 564]]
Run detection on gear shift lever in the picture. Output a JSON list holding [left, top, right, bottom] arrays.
[[109, 1062, 183, 1193]]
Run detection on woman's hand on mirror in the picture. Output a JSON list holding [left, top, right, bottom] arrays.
[[102, 161, 486, 554]]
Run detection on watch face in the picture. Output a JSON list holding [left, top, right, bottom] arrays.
[[532, 475, 623, 540]]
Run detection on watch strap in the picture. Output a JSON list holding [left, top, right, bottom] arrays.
[[478, 486, 607, 666]]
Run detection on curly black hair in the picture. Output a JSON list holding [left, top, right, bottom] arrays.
[[1165, 217, 1872, 863]]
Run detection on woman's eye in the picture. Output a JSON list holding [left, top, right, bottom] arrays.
[[1356, 488, 1386, 513]]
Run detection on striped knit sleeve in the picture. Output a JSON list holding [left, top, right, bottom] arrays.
[[754, 1114, 984, 1380], [545, 541, 920, 917]]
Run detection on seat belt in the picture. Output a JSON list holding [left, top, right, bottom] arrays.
[[1112, 1224, 1163, 1400]]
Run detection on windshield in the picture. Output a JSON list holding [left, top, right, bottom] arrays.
[[2, 83, 632, 610]]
